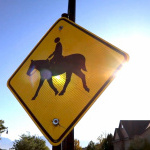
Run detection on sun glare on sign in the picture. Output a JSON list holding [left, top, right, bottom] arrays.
[[55, 75, 61, 79], [53, 74, 66, 85]]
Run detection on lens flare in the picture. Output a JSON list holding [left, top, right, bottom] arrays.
[[41, 69, 52, 80], [28, 69, 52, 87], [29, 71, 39, 87]]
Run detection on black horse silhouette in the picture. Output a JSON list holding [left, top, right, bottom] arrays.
[[27, 54, 90, 100]]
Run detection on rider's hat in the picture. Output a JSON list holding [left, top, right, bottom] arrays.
[[55, 37, 60, 43]]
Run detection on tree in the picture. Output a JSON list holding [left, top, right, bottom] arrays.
[[87, 141, 96, 150], [0, 120, 7, 139], [97, 132, 107, 149], [96, 133, 114, 150], [12, 133, 50, 150], [100, 134, 114, 150], [74, 139, 82, 150]]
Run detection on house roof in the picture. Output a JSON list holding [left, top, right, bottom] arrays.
[[114, 120, 150, 142], [119, 120, 150, 138], [114, 128, 123, 141]]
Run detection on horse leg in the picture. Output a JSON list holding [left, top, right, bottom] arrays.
[[32, 78, 44, 100], [74, 70, 90, 92], [47, 78, 58, 95], [59, 72, 72, 95]]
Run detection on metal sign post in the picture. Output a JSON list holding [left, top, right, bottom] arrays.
[[53, 0, 76, 149], [62, 0, 75, 149], [52, 144, 61, 150], [68, 0, 76, 22]]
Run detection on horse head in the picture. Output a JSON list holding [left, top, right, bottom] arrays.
[[27, 60, 35, 76]]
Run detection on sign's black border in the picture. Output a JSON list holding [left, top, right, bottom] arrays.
[[7, 17, 128, 144]]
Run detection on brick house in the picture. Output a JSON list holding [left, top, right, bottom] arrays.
[[113, 120, 150, 150]]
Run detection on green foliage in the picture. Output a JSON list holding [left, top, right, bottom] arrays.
[[128, 137, 150, 150], [12, 133, 50, 150], [0, 120, 7, 134], [96, 133, 114, 150], [0, 120, 7, 140], [100, 134, 114, 150], [87, 141, 96, 150], [74, 139, 82, 150]]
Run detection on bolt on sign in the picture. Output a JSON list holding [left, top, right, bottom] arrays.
[[7, 17, 129, 146]]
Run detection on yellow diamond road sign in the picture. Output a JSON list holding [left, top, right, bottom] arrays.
[[7, 17, 129, 145]]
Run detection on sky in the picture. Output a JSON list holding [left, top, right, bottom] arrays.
[[1, 0, 150, 148]]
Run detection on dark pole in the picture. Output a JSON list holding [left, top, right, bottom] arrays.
[[62, 129, 74, 150], [52, 144, 61, 150], [68, 0, 76, 22], [62, 0, 76, 149], [52, 1, 76, 149]]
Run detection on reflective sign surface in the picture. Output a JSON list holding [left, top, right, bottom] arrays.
[[7, 17, 129, 145]]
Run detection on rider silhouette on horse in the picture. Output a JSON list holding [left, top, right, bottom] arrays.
[[48, 37, 63, 65], [27, 37, 89, 99]]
